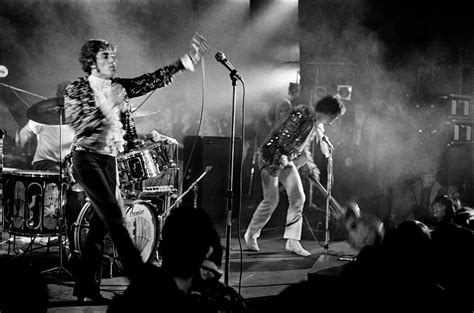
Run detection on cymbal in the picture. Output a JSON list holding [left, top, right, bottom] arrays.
[[27, 97, 66, 125]]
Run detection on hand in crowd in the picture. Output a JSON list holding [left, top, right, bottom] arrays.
[[186, 32, 209, 65]]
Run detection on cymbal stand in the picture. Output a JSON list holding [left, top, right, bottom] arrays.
[[162, 166, 213, 218], [0, 82, 47, 100], [0, 129, 5, 233], [41, 100, 72, 279]]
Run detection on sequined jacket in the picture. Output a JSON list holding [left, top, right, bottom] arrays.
[[260, 104, 322, 172], [65, 61, 184, 153]]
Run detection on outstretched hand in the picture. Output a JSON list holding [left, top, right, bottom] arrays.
[[150, 130, 178, 145], [186, 32, 209, 65]]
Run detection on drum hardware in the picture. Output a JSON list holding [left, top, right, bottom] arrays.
[[6, 234, 62, 259], [162, 166, 212, 217], [1, 128, 6, 231], [141, 185, 177, 194], [0, 82, 47, 102], [39, 98, 73, 279], [71, 199, 160, 276]]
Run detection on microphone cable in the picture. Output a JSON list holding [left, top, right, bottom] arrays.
[[178, 55, 206, 203]]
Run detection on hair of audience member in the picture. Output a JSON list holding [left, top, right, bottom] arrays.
[[432, 195, 456, 221], [382, 220, 433, 275], [160, 206, 217, 280]]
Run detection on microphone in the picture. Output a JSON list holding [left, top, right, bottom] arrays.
[[0, 65, 8, 78], [215, 52, 243, 82], [321, 135, 334, 151]]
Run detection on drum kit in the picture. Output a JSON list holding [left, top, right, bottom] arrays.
[[1, 96, 189, 276]]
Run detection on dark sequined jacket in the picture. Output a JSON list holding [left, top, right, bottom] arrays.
[[260, 104, 323, 173], [65, 61, 184, 153]]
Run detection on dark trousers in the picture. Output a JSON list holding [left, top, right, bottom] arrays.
[[71, 150, 143, 297]]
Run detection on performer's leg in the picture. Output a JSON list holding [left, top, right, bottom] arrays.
[[280, 164, 310, 256], [280, 164, 305, 240], [72, 151, 143, 298], [73, 209, 107, 297], [244, 167, 280, 251]]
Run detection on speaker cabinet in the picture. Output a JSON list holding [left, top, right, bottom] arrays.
[[447, 143, 474, 186], [182, 136, 242, 221]]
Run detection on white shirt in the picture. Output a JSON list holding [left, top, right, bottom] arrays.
[[17, 120, 75, 164], [88, 75, 126, 155]]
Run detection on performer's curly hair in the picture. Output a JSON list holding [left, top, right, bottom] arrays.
[[79, 39, 115, 74], [314, 95, 346, 118]]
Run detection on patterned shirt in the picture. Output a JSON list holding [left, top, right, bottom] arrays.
[[65, 58, 189, 155], [260, 104, 325, 172]]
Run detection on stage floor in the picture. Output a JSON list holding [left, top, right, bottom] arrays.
[[0, 222, 358, 313]]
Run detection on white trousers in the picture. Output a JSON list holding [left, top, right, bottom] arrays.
[[246, 156, 305, 240]]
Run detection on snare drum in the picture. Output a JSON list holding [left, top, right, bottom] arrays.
[[72, 199, 160, 272], [2, 170, 68, 236], [117, 148, 160, 185]]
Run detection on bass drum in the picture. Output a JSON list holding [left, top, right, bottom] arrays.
[[72, 200, 160, 272]]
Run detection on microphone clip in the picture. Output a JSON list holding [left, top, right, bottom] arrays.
[[215, 52, 244, 83]]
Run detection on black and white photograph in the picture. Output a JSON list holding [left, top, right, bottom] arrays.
[[0, 1, 473, 312]]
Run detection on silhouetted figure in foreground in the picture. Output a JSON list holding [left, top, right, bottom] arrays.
[[108, 206, 245, 312], [0, 257, 49, 313]]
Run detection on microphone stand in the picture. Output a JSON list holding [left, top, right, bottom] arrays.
[[41, 100, 72, 279], [223, 70, 240, 285], [324, 145, 334, 253]]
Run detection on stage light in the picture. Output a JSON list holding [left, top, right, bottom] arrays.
[[337, 85, 352, 101], [314, 86, 328, 98]]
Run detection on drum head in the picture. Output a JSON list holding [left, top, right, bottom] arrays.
[[115, 200, 159, 270], [72, 200, 159, 274]]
